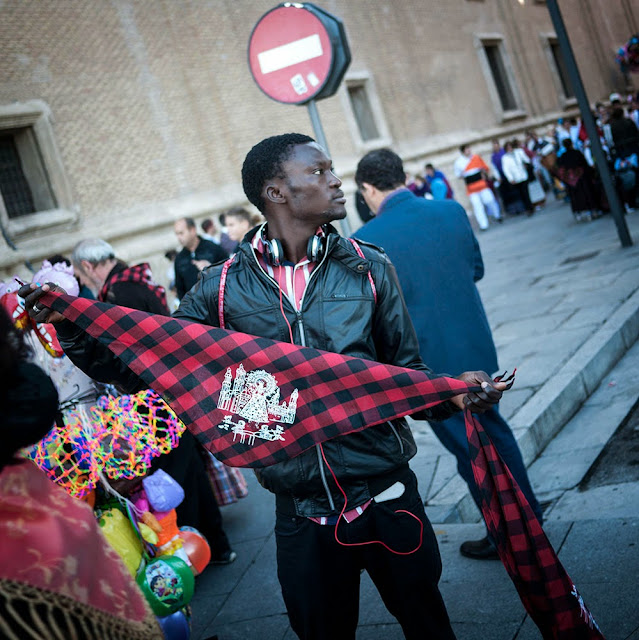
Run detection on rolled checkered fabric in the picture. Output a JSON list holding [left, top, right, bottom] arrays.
[[467, 408, 605, 639], [41, 292, 605, 637]]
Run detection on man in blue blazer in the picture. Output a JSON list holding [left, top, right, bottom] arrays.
[[353, 149, 542, 559]]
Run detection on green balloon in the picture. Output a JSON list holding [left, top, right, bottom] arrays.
[[136, 555, 195, 616]]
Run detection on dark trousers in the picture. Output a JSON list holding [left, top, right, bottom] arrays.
[[155, 429, 231, 557], [275, 470, 456, 640], [429, 406, 543, 522], [513, 180, 533, 213]]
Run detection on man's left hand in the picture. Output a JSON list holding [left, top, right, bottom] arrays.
[[18, 282, 67, 324], [452, 370, 509, 413]]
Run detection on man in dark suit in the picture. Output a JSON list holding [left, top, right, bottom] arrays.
[[353, 149, 542, 559], [174, 217, 228, 300]]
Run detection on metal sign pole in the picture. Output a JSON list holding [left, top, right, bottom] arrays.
[[307, 99, 352, 237], [546, 0, 632, 247]]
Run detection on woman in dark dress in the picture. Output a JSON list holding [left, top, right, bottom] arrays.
[[556, 139, 604, 221]]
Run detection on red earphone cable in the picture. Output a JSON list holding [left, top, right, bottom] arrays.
[[274, 258, 420, 555], [319, 443, 424, 556], [278, 268, 295, 343]]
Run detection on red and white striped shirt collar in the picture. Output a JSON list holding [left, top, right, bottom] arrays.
[[251, 224, 325, 311]]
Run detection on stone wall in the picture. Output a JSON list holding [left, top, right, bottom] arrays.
[[0, 0, 636, 289]]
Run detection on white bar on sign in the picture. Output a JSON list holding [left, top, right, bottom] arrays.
[[258, 34, 323, 74]]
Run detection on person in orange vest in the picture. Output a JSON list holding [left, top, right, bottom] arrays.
[[453, 144, 502, 230]]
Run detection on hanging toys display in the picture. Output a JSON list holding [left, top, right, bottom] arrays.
[[28, 414, 100, 499], [94, 391, 186, 481], [5, 261, 197, 635], [94, 480, 195, 631], [615, 33, 639, 74], [27, 389, 186, 499], [92, 471, 196, 630]]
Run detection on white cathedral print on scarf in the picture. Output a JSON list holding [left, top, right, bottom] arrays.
[[215, 364, 299, 446]]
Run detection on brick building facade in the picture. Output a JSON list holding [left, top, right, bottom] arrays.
[[1, 0, 637, 290]]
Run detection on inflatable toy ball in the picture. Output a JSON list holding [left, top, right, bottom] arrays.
[[178, 526, 211, 576], [157, 608, 191, 640], [136, 555, 195, 617]]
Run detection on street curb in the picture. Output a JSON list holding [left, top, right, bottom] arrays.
[[511, 287, 639, 456], [428, 287, 639, 524]]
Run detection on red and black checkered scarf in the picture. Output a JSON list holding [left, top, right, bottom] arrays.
[[98, 262, 167, 309], [40, 292, 605, 639]]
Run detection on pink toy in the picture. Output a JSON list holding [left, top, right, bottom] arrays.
[[32, 260, 80, 296], [0, 274, 64, 356]]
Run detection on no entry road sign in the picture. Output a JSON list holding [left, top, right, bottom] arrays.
[[248, 3, 351, 105]]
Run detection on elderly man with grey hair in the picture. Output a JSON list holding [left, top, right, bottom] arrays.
[[70, 238, 170, 314]]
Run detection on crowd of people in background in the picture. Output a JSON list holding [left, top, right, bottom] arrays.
[[543, 91, 639, 221], [397, 90, 639, 228], [162, 89, 639, 293], [165, 208, 264, 306]]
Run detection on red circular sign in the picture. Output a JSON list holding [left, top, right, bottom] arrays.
[[248, 5, 334, 104]]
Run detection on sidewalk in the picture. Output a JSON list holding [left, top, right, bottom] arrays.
[[191, 200, 639, 640]]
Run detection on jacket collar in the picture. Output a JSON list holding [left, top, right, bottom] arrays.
[[377, 187, 415, 217]]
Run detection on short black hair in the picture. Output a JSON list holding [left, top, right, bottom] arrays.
[[611, 107, 624, 120], [460, 144, 470, 153], [241, 133, 315, 212], [47, 254, 71, 266], [355, 148, 405, 191], [183, 217, 197, 230]]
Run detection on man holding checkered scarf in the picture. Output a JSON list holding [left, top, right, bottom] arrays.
[[21, 133, 507, 640]]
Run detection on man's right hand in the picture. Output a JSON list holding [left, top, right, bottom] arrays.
[[18, 282, 67, 324], [452, 370, 509, 413]]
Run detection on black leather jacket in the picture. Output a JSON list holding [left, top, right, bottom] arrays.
[[57, 226, 458, 517], [175, 226, 458, 516]]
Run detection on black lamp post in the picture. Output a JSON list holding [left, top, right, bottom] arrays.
[[546, 0, 633, 247]]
